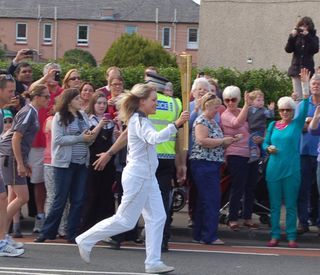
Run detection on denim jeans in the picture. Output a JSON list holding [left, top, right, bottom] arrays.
[[191, 159, 221, 243], [298, 155, 317, 228], [227, 155, 259, 221], [41, 163, 88, 241]]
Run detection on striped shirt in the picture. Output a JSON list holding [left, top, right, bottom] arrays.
[[68, 117, 88, 164]]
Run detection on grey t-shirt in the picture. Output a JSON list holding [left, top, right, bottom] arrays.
[[0, 104, 39, 162]]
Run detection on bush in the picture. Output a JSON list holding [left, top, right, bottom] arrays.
[[60, 49, 97, 67], [102, 33, 177, 68], [0, 59, 292, 104]]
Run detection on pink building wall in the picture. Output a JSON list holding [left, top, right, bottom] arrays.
[[0, 18, 198, 65]]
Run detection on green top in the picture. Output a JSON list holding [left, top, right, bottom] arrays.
[[262, 98, 308, 182]]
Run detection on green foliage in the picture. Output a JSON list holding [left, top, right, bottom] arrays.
[[102, 33, 177, 68], [60, 49, 97, 67], [0, 58, 292, 105], [200, 66, 292, 104], [0, 47, 5, 60]]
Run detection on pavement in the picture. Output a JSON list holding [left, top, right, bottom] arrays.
[[19, 205, 320, 249]]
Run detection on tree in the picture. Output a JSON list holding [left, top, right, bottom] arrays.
[[61, 48, 97, 67], [102, 33, 177, 68]]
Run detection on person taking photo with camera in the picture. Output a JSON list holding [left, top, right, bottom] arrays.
[[285, 16, 319, 101]]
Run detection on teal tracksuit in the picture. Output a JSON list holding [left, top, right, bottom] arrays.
[[263, 99, 308, 240]]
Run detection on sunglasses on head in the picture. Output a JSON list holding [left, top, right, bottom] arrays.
[[279, 108, 293, 113], [0, 74, 14, 81], [224, 98, 237, 103], [69, 76, 81, 81]]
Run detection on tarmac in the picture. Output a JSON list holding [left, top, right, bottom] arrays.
[[20, 205, 320, 249]]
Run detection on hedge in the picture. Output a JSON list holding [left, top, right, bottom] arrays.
[[0, 60, 292, 104]]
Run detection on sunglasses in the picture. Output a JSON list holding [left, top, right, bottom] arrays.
[[41, 95, 51, 99], [111, 83, 123, 87], [69, 77, 81, 81], [224, 98, 237, 103], [4, 118, 13, 124], [0, 74, 14, 81], [279, 109, 293, 113]]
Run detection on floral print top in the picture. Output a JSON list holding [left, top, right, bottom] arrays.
[[190, 114, 224, 162]]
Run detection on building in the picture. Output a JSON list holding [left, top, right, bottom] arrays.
[[0, 0, 199, 64], [198, 0, 320, 71]]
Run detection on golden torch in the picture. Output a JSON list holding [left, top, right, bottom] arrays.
[[179, 54, 192, 151]]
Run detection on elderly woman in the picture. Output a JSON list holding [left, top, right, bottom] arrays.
[[190, 93, 235, 245], [263, 70, 310, 248], [221, 86, 259, 231]]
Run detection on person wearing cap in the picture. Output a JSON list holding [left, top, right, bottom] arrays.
[[2, 109, 13, 133], [145, 71, 185, 252]]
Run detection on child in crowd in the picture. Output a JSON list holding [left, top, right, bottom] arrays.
[[247, 90, 275, 163]]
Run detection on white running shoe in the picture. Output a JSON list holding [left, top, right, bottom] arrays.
[[0, 243, 24, 257], [75, 238, 90, 264], [145, 263, 175, 274], [6, 235, 24, 249]]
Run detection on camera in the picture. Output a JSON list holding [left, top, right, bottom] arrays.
[[199, 72, 205, 77], [54, 71, 61, 82], [295, 28, 303, 34], [25, 49, 35, 56]]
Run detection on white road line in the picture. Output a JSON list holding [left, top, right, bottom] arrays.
[[0, 267, 147, 275], [0, 271, 60, 275], [233, 245, 320, 251], [25, 242, 279, 256]]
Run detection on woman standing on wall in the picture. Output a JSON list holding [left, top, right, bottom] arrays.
[[285, 16, 319, 101]]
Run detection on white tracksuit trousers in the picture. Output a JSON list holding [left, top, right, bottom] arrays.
[[76, 170, 166, 268]]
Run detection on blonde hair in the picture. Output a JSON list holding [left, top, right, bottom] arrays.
[[249, 89, 264, 100], [62, 69, 80, 89], [119, 84, 156, 124], [201, 92, 221, 111]]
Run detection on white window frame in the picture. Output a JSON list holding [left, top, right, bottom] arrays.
[[43, 23, 52, 44], [162, 27, 171, 48], [77, 24, 89, 46], [187, 28, 198, 49], [16, 22, 27, 44], [125, 25, 137, 34]]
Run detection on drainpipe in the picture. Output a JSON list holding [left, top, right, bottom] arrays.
[[173, 8, 177, 52], [37, 4, 41, 61], [155, 8, 159, 41], [54, 6, 58, 60]]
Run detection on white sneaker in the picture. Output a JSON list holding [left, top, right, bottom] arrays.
[[6, 235, 24, 249], [75, 238, 90, 264], [33, 217, 45, 233], [145, 263, 175, 274], [0, 243, 24, 257]]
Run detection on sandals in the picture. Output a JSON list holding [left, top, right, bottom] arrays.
[[229, 223, 240, 231], [243, 222, 260, 229]]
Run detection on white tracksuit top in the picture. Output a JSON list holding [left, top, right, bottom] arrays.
[[124, 112, 178, 179]]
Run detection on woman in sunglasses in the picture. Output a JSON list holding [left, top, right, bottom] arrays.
[[62, 69, 81, 90], [263, 68, 310, 248], [221, 86, 260, 231]]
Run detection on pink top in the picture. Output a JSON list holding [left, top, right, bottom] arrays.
[[221, 108, 250, 157], [43, 116, 53, 165]]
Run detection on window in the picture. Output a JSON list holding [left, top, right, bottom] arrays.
[[162, 27, 171, 48], [125, 26, 137, 34], [43, 23, 52, 44], [187, 28, 198, 49], [77, 25, 89, 45], [16, 23, 27, 43]]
